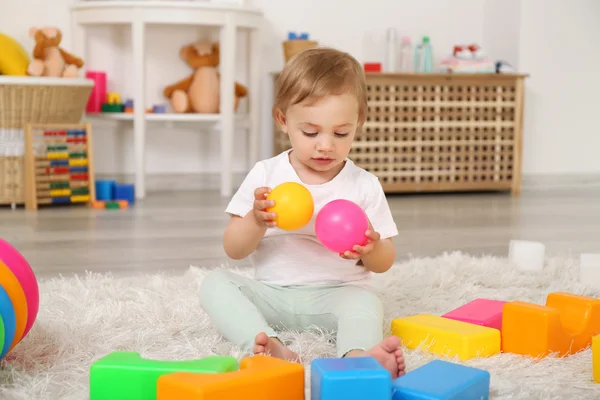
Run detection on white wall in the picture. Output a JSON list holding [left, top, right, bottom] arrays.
[[517, 0, 600, 175], [2, 0, 599, 180], [0, 0, 484, 178]]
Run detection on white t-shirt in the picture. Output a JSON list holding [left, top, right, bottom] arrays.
[[225, 149, 398, 287]]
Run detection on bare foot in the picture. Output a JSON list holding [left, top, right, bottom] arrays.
[[346, 336, 406, 379], [253, 332, 300, 362]]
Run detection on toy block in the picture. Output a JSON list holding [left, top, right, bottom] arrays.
[[152, 104, 166, 113], [101, 103, 123, 113], [391, 314, 500, 361], [157, 355, 304, 400], [95, 180, 115, 201], [90, 351, 238, 400], [364, 62, 382, 73], [392, 359, 490, 400], [593, 335, 600, 383], [580, 253, 600, 290], [443, 298, 507, 331], [502, 292, 600, 358], [107, 92, 121, 104], [114, 183, 135, 204], [311, 357, 391, 400]]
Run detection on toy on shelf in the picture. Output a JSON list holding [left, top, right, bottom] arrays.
[[439, 43, 496, 74], [27, 27, 84, 78], [363, 62, 382, 73], [85, 71, 107, 113], [163, 40, 248, 114], [311, 357, 391, 400], [282, 31, 317, 63], [23, 123, 96, 210], [90, 351, 238, 400], [157, 355, 304, 399], [392, 359, 490, 400], [0, 33, 30, 76], [0, 238, 39, 360], [413, 36, 433, 73], [502, 292, 600, 358], [93, 179, 134, 209], [391, 314, 501, 361]]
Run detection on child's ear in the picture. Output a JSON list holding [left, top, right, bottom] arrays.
[[273, 108, 288, 134]]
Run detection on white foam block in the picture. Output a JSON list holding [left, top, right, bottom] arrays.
[[509, 240, 545, 271], [580, 253, 600, 290]]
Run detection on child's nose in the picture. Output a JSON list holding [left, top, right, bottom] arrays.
[[316, 137, 333, 152]]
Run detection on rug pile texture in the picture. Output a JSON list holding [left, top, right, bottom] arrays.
[[1, 252, 599, 399]]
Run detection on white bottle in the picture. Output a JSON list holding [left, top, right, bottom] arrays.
[[386, 28, 397, 73], [399, 36, 412, 72]]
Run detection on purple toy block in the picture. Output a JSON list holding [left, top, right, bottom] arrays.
[[442, 298, 506, 331]]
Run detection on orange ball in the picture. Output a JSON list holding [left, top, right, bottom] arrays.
[[266, 182, 314, 231]]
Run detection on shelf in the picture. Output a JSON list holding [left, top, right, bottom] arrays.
[[86, 112, 249, 124], [71, 0, 263, 28]]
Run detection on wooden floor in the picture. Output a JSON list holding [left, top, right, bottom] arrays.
[[1, 188, 599, 279]]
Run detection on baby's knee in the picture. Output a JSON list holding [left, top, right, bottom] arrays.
[[337, 288, 384, 319], [199, 269, 233, 304]]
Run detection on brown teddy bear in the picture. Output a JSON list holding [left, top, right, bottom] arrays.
[[163, 40, 248, 113], [27, 27, 84, 78]]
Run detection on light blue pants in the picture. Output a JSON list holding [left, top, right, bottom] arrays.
[[199, 269, 384, 358]]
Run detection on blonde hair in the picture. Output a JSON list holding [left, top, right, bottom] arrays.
[[273, 47, 368, 126]]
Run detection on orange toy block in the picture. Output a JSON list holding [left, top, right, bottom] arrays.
[[157, 355, 304, 400], [502, 292, 600, 358]]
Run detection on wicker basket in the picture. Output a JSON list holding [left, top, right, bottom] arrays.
[[0, 76, 93, 205], [273, 73, 528, 195], [282, 40, 318, 63]]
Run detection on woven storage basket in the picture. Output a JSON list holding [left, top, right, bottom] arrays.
[[282, 40, 318, 63], [0, 76, 93, 205], [273, 73, 528, 195]]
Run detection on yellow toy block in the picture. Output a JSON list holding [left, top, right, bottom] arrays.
[[107, 92, 121, 104], [594, 335, 600, 383], [391, 314, 501, 361]]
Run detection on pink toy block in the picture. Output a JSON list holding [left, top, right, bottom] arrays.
[[442, 298, 506, 331], [86, 71, 107, 113]]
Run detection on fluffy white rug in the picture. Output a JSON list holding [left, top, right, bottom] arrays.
[[1, 252, 599, 399]]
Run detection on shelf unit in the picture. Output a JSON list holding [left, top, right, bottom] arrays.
[[71, 1, 264, 198]]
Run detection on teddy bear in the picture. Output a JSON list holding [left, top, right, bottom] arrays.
[[27, 26, 84, 78], [163, 40, 248, 113]]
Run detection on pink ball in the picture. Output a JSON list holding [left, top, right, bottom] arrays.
[[315, 199, 369, 253]]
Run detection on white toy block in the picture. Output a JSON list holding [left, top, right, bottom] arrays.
[[509, 240, 545, 271], [580, 253, 600, 290]]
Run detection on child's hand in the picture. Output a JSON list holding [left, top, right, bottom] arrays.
[[339, 229, 381, 260], [252, 187, 277, 228]]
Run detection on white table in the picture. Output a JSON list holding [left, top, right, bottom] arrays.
[[71, 1, 264, 198]]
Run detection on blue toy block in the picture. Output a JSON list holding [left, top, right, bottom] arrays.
[[95, 180, 116, 201], [152, 104, 166, 113], [311, 357, 391, 400], [125, 98, 134, 109], [392, 360, 490, 400], [288, 31, 298, 40], [299, 32, 309, 40], [114, 183, 135, 204]]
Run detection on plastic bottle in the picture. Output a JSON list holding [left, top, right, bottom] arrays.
[[399, 36, 412, 72], [421, 36, 433, 73], [413, 40, 422, 72], [386, 28, 397, 73]]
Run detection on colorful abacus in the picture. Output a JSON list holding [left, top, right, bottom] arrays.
[[24, 123, 96, 210], [0, 238, 39, 360]]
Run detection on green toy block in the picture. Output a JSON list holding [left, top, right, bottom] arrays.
[[89, 351, 239, 400]]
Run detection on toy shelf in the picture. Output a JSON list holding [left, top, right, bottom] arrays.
[[71, 1, 264, 198], [87, 112, 249, 125]]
